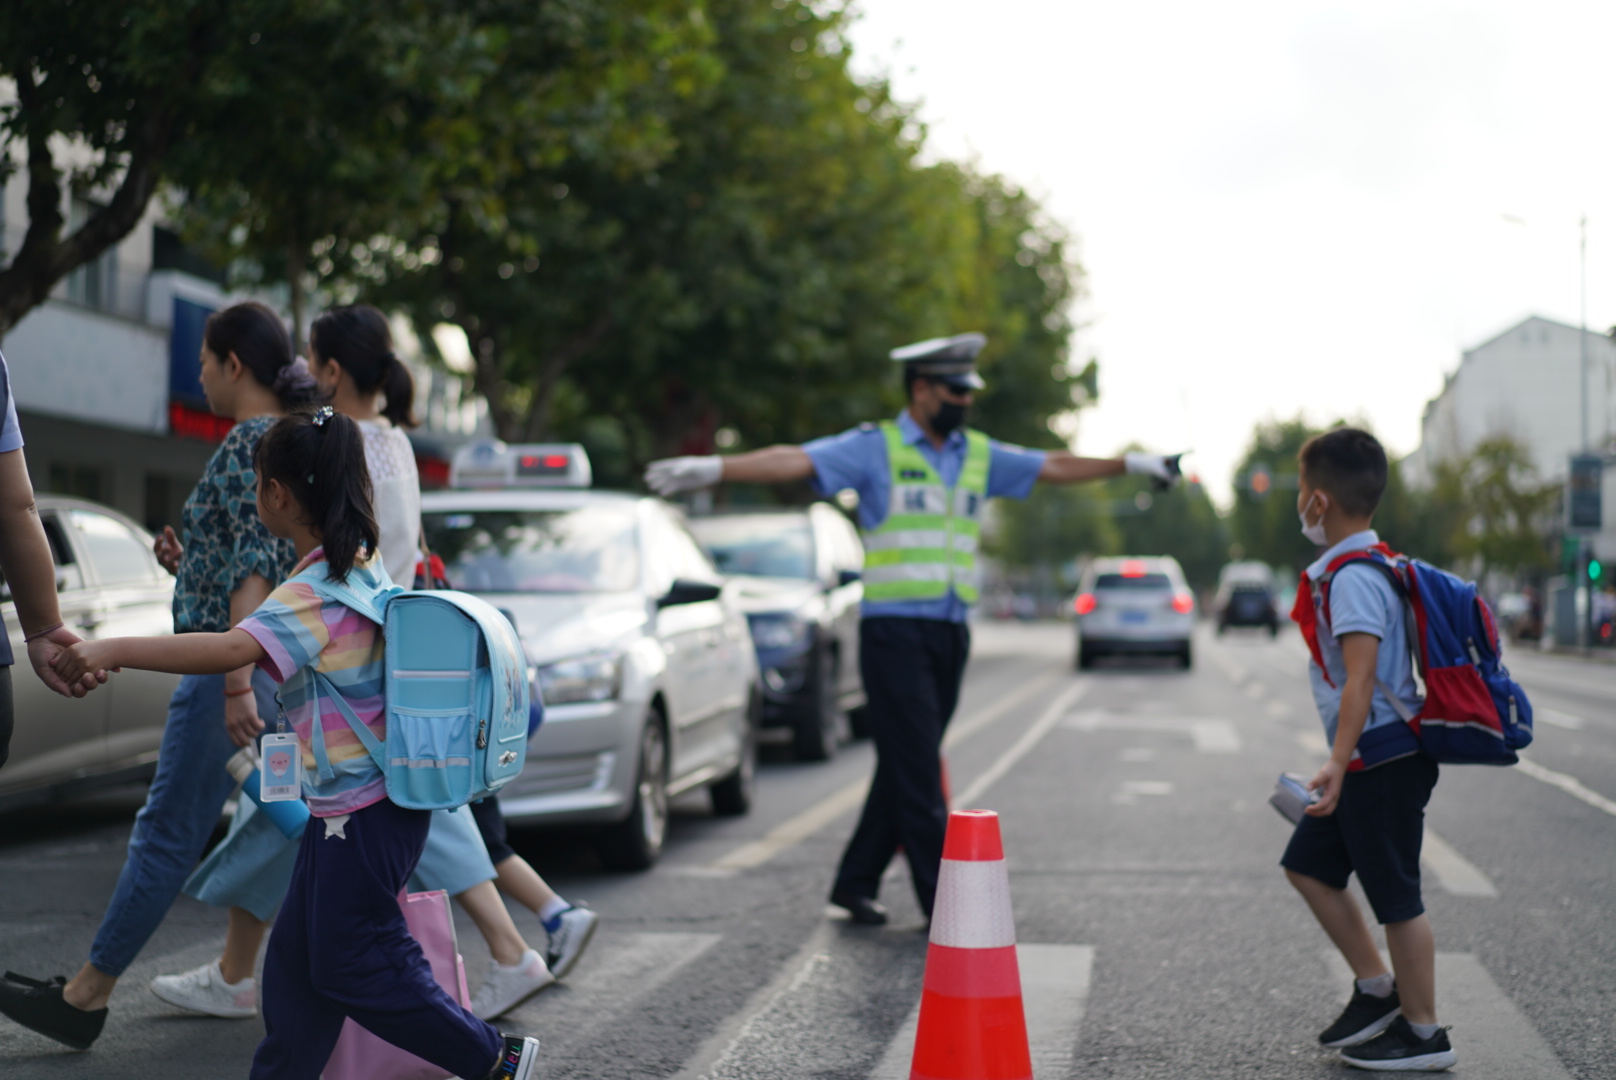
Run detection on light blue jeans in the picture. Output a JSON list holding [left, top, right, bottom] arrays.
[[89, 670, 277, 976]]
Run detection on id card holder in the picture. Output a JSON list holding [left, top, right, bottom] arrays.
[[259, 732, 302, 802]]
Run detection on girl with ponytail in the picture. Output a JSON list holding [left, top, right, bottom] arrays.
[[52, 407, 538, 1080]]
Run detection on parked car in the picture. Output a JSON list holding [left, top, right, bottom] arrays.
[[420, 441, 759, 870], [0, 497, 179, 811], [689, 505, 866, 761], [1214, 560, 1281, 636], [1072, 556, 1195, 669]]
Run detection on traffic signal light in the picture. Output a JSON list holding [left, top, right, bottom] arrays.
[[1248, 464, 1271, 497], [1591, 558, 1604, 583]]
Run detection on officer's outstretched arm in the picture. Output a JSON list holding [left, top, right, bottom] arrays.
[[646, 446, 814, 496], [1039, 451, 1183, 487]]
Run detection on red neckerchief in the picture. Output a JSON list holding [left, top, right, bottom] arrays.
[[1291, 542, 1398, 688]]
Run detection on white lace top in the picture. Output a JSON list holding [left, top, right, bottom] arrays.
[[357, 418, 422, 584]]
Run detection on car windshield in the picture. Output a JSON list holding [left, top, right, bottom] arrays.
[[422, 506, 640, 593], [1094, 572, 1172, 590], [692, 516, 815, 580]]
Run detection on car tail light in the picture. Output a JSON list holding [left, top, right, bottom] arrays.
[[1171, 593, 1195, 614], [1074, 593, 1097, 615], [1120, 559, 1148, 577]]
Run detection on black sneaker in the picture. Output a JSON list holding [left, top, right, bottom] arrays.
[[0, 971, 107, 1050], [1341, 1016, 1457, 1071], [485, 1032, 541, 1080], [1320, 983, 1401, 1047]]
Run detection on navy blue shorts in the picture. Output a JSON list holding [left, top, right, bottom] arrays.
[[1281, 753, 1439, 925], [470, 795, 517, 865]]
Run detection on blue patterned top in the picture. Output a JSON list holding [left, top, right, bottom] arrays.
[[173, 416, 298, 633]]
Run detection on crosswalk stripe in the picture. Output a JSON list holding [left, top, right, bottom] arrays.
[[1322, 951, 1573, 1079], [1064, 712, 1243, 754], [868, 944, 1094, 1080], [1516, 757, 1616, 818], [1421, 829, 1500, 898], [505, 930, 721, 1031], [1534, 708, 1585, 730]]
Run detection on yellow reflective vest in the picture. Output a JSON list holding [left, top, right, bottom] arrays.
[[861, 421, 990, 604]]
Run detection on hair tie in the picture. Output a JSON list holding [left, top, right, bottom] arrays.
[[274, 355, 316, 394], [311, 405, 335, 427]]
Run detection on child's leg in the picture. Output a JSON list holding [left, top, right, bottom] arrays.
[[1384, 914, 1436, 1025], [1284, 870, 1388, 980], [469, 797, 562, 915], [219, 907, 269, 985], [456, 880, 529, 967], [280, 801, 502, 1079]]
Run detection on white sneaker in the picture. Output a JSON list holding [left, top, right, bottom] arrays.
[[470, 950, 555, 1019], [490, 1034, 541, 1079], [544, 906, 599, 979], [149, 959, 257, 1018]]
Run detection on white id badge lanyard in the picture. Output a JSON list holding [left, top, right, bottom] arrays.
[[259, 703, 302, 802]]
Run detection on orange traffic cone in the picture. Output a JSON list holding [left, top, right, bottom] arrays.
[[909, 809, 1032, 1080]]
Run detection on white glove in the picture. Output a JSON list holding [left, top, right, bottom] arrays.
[[1124, 452, 1184, 485], [646, 455, 724, 496]]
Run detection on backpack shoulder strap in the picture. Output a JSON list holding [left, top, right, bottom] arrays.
[[303, 668, 386, 781]]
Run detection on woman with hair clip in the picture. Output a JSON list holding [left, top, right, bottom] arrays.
[[0, 302, 316, 1051]]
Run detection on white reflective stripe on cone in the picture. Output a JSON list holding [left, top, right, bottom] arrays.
[[929, 859, 1017, 949]]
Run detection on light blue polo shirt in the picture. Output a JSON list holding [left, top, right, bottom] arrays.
[[1305, 530, 1423, 767], [0, 353, 23, 668], [802, 411, 1046, 623]]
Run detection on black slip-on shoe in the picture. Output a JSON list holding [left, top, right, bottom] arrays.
[[0, 971, 107, 1050], [829, 891, 889, 926], [1340, 1016, 1457, 1071], [1320, 983, 1401, 1047]]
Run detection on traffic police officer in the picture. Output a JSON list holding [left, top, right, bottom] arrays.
[[646, 333, 1180, 924]]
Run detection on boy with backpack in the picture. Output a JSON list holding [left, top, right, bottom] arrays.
[[1283, 427, 1457, 1072]]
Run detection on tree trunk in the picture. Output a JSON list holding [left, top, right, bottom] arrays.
[[520, 313, 615, 442]]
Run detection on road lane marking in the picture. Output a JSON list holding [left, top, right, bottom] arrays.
[[1515, 758, 1616, 818], [1322, 951, 1573, 1079], [511, 930, 720, 1025], [1294, 729, 1330, 754], [1119, 746, 1157, 762], [868, 944, 1094, 1080], [709, 670, 1075, 872], [1265, 699, 1290, 717], [1064, 712, 1243, 754], [1422, 829, 1499, 898], [954, 680, 1092, 807], [1534, 707, 1585, 731], [1113, 780, 1175, 804]]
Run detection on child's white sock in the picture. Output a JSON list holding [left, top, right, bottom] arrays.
[[1408, 1020, 1440, 1039], [540, 897, 570, 932], [1356, 973, 1395, 998]]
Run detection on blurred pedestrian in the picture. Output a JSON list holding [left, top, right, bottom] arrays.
[[0, 348, 107, 773], [646, 332, 1181, 924], [0, 302, 311, 1050]]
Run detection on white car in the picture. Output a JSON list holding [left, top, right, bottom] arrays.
[[1072, 556, 1196, 669], [419, 442, 759, 870]]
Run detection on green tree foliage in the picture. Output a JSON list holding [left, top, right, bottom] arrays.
[[367, 0, 1086, 477], [1227, 417, 1320, 573], [1429, 436, 1557, 580]]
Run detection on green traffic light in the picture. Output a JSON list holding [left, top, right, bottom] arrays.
[[1591, 559, 1604, 581]]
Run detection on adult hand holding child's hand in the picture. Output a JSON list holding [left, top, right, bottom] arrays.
[[50, 638, 118, 689], [152, 525, 184, 576]]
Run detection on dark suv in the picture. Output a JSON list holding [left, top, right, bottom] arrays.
[[1214, 561, 1280, 636]]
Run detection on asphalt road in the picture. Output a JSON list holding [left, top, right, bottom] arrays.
[[0, 620, 1610, 1078]]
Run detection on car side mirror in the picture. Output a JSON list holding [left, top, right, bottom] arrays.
[[837, 568, 862, 588], [658, 579, 723, 608]]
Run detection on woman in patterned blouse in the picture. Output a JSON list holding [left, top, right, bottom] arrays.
[[0, 302, 319, 1051]]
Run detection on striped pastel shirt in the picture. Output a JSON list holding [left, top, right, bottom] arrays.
[[240, 549, 389, 816]]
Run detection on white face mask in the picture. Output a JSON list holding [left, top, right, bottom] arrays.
[[1299, 493, 1329, 546]]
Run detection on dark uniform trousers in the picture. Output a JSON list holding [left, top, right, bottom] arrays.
[[833, 616, 971, 917]]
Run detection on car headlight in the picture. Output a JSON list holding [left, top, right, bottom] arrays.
[[534, 650, 622, 705], [749, 613, 813, 652]]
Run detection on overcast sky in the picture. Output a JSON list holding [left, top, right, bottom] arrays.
[[846, 0, 1616, 504]]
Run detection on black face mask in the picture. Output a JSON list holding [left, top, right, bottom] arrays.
[[931, 401, 968, 436]]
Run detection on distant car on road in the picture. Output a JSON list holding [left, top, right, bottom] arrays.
[[689, 505, 866, 761], [420, 441, 759, 870], [1072, 556, 1195, 669], [1214, 560, 1281, 636], [0, 497, 179, 812]]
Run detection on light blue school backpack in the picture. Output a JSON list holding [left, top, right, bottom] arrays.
[[291, 559, 530, 810]]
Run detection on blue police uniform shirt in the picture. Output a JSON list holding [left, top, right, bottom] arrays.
[[0, 352, 24, 667], [1305, 530, 1422, 766], [802, 411, 1046, 623]]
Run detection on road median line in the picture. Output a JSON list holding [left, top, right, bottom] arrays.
[[1516, 757, 1616, 818]]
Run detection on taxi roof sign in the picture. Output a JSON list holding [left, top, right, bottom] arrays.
[[449, 440, 592, 489]]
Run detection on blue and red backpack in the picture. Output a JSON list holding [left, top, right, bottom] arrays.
[[1298, 544, 1534, 766]]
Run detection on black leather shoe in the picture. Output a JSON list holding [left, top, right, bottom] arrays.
[[829, 891, 888, 925], [0, 971, 107, 1050]]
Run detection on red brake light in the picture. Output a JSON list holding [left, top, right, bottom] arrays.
[[1074, 593, 1097, 615], [1120, 560, 1148, 577], [1171, 593, 1195, 614], [544, 454, 568, 468]]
